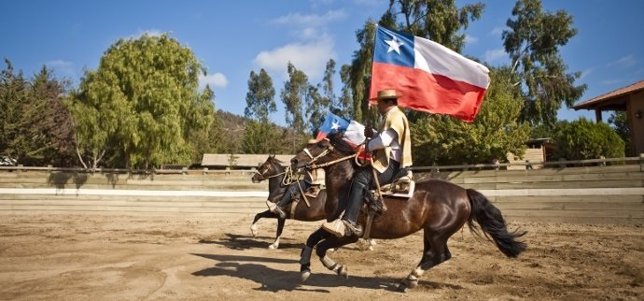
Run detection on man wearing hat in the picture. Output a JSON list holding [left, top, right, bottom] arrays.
[[322, 89, 413, 237]]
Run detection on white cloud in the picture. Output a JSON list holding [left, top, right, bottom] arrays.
[[126, 29, 167, 40], [490, 26, 505, 38], [254, 35, 336, 81], [199, 73, 228, 90], [599, 79, 625, 86], [608, 54, 637, 68], [484, 48, 506, 63], [46, 60, 75, 78], [138, 29, 164, 37], [579, 68, 593, 80], [464, 34, 478, 45], [258, 10, 344, 81]]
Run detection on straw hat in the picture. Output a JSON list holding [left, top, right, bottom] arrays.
[[370, 89, 401, 101]]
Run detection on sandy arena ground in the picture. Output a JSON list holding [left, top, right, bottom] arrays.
[[0, 212, 642, 301]]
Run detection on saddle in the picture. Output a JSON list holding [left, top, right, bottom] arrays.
[[375, 168, 415, 198], [287, 185, 324, 218], [363, 168, 415, 217]]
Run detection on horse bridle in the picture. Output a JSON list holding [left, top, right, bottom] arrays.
[[254, 163, 288, 181]]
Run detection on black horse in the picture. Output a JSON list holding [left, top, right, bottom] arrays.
[[290, 133, 527, 291], [250, 155, 376, 250]]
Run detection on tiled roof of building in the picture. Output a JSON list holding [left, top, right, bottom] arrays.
[[573, 80, 644, 109]]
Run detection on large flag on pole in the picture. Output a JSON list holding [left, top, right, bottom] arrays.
[[370, 26, 490, 122]]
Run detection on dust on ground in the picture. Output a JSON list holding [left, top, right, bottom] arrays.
[[0, 213, 642, 300]]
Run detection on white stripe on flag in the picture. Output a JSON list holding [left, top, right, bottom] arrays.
[[414, 37, 490, 89]]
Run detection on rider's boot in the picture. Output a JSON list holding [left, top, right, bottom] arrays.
[[322, 182, 365, 237], [267, 184, 298, 219]]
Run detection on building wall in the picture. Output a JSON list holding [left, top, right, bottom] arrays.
[[629, 90, 644, 155]]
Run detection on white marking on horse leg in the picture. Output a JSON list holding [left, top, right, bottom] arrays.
[[269, 236, 280, 249], [250, 224, 258, 237], [368, 239, 376, 251], [412, 267, 424, 278]]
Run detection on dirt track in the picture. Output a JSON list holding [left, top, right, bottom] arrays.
[[0, 212, 642, 300]]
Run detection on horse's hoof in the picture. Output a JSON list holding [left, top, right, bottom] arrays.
[[337, 265, 348, 278], [367, 246, 374, 251], [250, 225, 258, 237], [407, 279, 418, 289], [301, 271, 311, 282], [398, 278, 417, 291], [397, 283, 409, 293], [268, 243, 278, 250]]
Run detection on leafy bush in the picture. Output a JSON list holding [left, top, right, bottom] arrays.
[[551, 118, 625, 160]]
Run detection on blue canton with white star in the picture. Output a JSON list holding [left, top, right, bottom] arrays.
[[373, 26, 415, 68]]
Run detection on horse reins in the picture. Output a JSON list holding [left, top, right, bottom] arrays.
[[305, 144, 357, 170], [254, 164, 294, 186]]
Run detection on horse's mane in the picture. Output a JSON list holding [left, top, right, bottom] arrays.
[[267, 155, 285, 167], [270, 156, 283, 163], [327, 132, 357, 155]]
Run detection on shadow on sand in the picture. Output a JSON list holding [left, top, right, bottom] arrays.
[[191, 253, 463, 293], [198, 233, 304, 250]]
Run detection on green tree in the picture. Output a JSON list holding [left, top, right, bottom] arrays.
[[0, 61, 74, 166], [28, 67, 76, 166], [242, 120, 281, 154], [244, 69, 276, 123], [412, 67, 530, 165], [336, 64, 354, 119], [307, 59, 335, 132], [305, 85, 327, 134], [607, 112, 632, 156], [281, 62, 309, 134], [551, 119, 625, 160], [502, 0, 586, 126], [67, 34, 214, 169], [186, 86, 219, 164], [0, 60, 30, 163]]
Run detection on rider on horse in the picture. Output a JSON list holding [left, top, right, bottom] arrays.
[[266, 146, 325, 219], [322, 89, 413, 237]]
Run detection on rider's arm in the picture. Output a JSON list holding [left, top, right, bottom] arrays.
[[366, 129, 398, 151]]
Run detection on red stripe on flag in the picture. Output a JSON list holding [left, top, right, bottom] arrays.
[[370, 62, 487, 122]]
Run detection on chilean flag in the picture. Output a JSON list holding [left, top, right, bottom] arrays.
[[370, 26, 490, 122], [315, 112, 366, 148]]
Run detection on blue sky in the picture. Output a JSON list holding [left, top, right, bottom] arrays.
[[2, 0, 643, 125]]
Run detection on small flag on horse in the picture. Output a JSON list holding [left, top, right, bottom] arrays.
[[315, 112, 349, 141], [370, 26, 491, 122], [315, 112, 366, 148]]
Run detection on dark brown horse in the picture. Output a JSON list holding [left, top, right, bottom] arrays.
[[251, 155, 376, 250], [290, 133, 527, 291]]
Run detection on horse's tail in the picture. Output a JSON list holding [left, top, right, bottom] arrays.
[[466, 188, 527, 258]]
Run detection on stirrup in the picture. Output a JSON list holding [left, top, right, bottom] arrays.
[[342, 220, 363, 237], [321, 220, 346, 237], [321, 219, 362, 237], [266, 200, 286, 219]]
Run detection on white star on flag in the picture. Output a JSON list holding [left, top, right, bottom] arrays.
[[385, 35, 404, 54], [331, 120, 341, 130]]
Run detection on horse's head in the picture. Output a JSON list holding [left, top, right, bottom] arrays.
[[291, 132, 355, 171], [251, 155, 284, 183]]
